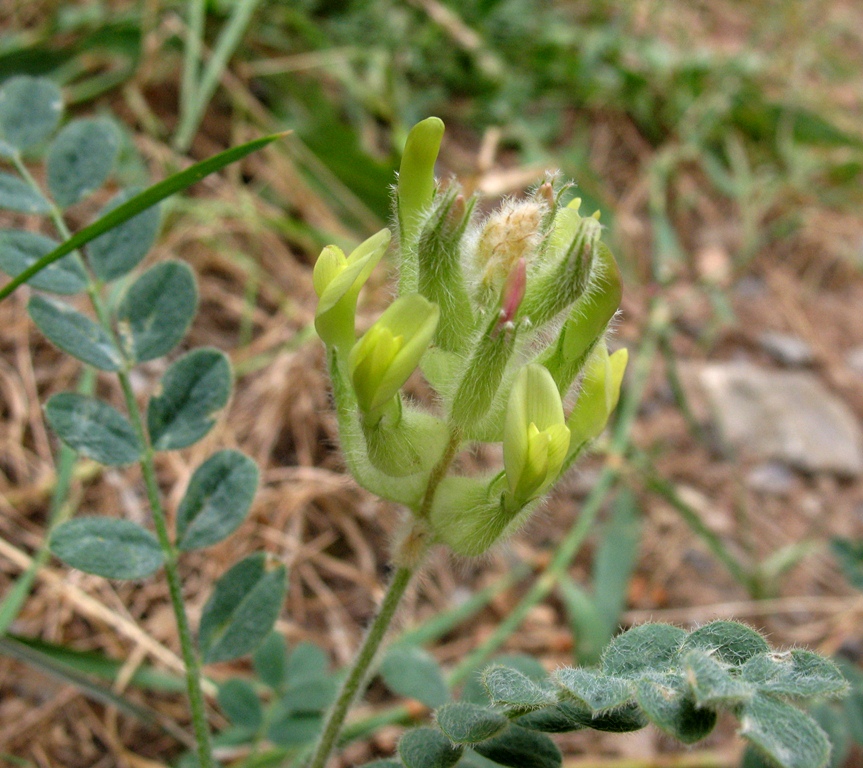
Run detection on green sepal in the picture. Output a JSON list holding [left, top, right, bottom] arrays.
[[361, 402, 449, 478], [416, 184, 476, 353]]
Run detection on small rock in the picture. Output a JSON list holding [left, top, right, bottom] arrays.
[[758, 331, 814, 367], [846, 345, 863, 375], [746, 462, 795, 496], [692, 361, 863, 476]]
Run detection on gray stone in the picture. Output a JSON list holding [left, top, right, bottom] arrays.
[[746, 462, 795, 496], [694, 362, 863, 477], [758, 331, 814, 367], [846, 345, 863, 376]]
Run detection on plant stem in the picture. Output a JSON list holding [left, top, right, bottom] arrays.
[[15, 158, 215, 768], [306, 565, 415, 768]]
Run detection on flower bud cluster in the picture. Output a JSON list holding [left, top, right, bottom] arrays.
[[313, 118, 626, 556]]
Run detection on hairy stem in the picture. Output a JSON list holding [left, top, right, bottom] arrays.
[[307, 564, 416, 768]]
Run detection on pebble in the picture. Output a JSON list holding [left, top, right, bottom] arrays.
[[746, 462, 795, 496], [758, 331, 814, 367]]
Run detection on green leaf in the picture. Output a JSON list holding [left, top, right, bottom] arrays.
[[553, 668, 633, 714], [740, 651, 848, 699], [175, 449, 258, 551], [286, 642, 330, 683], [380, 644, 450, 709], [601, 623, 686, 678], [218, 677, 263, 731], [515, 700, 646, 734], [280, 677, 338, 714], [47, 118, 120, 207], [199, 553, 287, 664], [0, 132, 287, 301], [0, 172, 51, 213], [831, 537, 863, 591], [683, 650, 753, 707], [634, 673, 717, 744], [45, 393, 142, 465], [681, 621, 769, 667], [0, 76, 63, 152], [436, 702, 509, 745], [87, 188, 162, 281], [0, 229, 86, 294], [472, 724, 562, 768], [266, 710, 322, 748], [49, 517, 163, 580], [116, 261, 197, 362], [398, 727, 463, 768], [358, 762, 403, 768], [147, 348, 232, 451], [28, 295, 121, 371], [252, 631, 288, 692], [482, 666, 555, 715], [740, 693, 831, 768]]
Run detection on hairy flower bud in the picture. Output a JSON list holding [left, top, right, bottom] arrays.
[[314, 229, 390, 351], [348, 294, 439, 422], [503, 364, 570, 508]]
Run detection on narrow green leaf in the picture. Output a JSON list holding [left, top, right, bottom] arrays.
[[681, 621, 769, 667], [601, 623, 686, 678], [436, 702, 508, 744], [147, 348, 232, 451], [472, 724, 562, 768], [380, 644, 450, 709], [28, 295, 121, 371], [45, 393, 142, 465], [0, 132, 287, 301], [87, 188, 162, 281], [176, 450, 259, 551], [47, 118, 120, 207], [0, 229, 86, 294], [0, 172, 51, 213], [634, 673, 717, 744], [117, 261, 198, 362], [252, 631, 288, 692], [740, 651, 848, 699], [0, 76, 63, 152], [199, 553, 287, 664], [482, 666, 555, 715], [50, 517, 163, 580], [553, 668, 633, 714], [740, 693, 831, 768], [398, 727, 463, 768], [218, 678, 263, 731]]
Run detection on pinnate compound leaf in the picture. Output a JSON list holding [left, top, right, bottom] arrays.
[[601, 623, 686, 678], [380, 644, 449, 709], [0, 230, 86, 294], [45, 393, 141, 465], [482, 666, 555, 714], [472, 724, 562, 768], [398, 727, 462, 768], [28, 295, 121, 371], [87, 188, 161, 281], [147, 348, 232, 451], [47, 118, 119, 207], [683, 650, 754, 707], [634, 673, 717, 744], [740, 693, 831, 768], [217, 677, 263, 731], [436, 702, 508, 744], [0, 172, 51, 213], [553, 668, 633, 713], [252, 631, 288, 692], [50, 517, 162, 580], [175, 449, 258, 551], [117, 261, 197, 362], [740, 650, 848, 699], [199, 553, 286, 664], [0, 76, 63, 152], [680, 621, 769, 667]]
